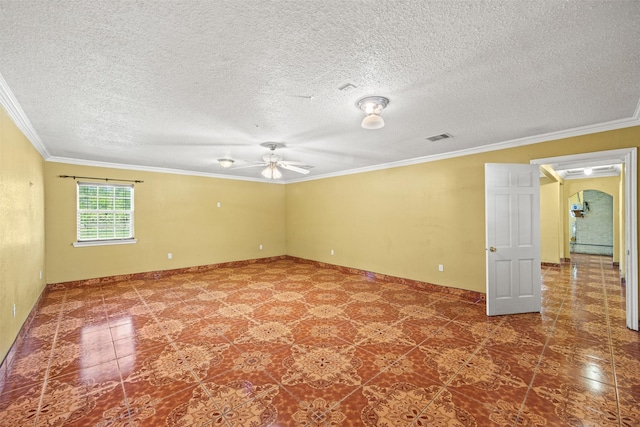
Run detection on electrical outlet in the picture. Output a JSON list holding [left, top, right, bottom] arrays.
[[330, 249, 334, 255], [13, 304, 16, 318], [438, 264, 444, 272], [217, 201, 221, 208], [259, 244, 263, 250], [39, 271, 43, 280], [168, 253, 173, 260]]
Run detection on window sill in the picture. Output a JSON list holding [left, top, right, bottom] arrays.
[[73, 239, 137, 248]]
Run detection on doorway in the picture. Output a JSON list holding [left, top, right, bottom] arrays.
[[531, 148, 638, 331]]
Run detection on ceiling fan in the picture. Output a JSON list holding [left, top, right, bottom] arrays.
[[223, 142, 311, 179]]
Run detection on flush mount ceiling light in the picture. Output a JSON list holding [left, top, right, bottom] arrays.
[[217, 158, 234, 168], [584, 167, 593, 176], [358, 96, 389, 130]]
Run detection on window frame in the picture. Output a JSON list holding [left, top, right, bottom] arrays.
[[73, 181, 137, 247]]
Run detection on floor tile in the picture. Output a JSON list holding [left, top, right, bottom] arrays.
[[417, 336, 480, 385], [118, 344, 198, 388], [526, 376, 621, 426], [0, 254, 638, 426]]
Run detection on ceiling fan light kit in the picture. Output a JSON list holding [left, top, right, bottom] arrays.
[[216, 142, 310, 180], [217, 158, 234, 168], [254, 142, 310, 180], [358, 96, 389, 130], [261, 163, 282, 179]]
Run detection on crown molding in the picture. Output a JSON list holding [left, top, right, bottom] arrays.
[[3, 65, 638, 185], [0, 72, 49, 159], [47, 108, 640, 186], [21, 109, 640, 186], [46, 157, 285, 184], [288, 109, 640, 184]]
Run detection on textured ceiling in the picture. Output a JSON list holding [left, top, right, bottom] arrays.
[[1, 1, 639, 182]]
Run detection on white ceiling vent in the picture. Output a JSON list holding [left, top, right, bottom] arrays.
[[426, 133, 452, 142]]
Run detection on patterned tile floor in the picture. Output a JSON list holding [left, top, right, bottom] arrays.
[[1, 254, 639, 426]]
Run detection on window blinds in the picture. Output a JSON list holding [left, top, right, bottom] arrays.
[[77, 182, 134, 241]]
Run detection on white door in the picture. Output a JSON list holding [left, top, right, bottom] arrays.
[[485, 163, 541, 316]]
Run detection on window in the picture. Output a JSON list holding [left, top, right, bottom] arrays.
[[75, 182, 136, 246]]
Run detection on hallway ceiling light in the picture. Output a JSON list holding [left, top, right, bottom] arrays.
[[358, 96, 389, 130], [584, 167, 593, 176], [217, 158, 235, 168]]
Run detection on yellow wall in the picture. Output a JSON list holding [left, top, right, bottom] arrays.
[[0, 106, 46, 363], [539, 166, 566, 264], [540, 176, 562, 264], [563, 176, 621, 263], [286, 126, 640, 293], [45, 163, 286, 283], [286, 158, 487, 291]]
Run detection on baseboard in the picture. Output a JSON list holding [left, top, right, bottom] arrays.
[[48, 255, 288, 289], [285, 256, 485, 303], [48, 255, 485, 303], [0, 288, 46, 395], [541, 262, 561, 267]]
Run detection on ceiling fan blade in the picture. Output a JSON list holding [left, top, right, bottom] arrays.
[[231, 163, 267, 170], [279, 163, 310, 174], [279, 160, 307, 166]]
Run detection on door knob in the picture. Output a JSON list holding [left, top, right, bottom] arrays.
[[489, 246, 497, 252]]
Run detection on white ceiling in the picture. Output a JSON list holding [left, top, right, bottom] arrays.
[[1, 1, 639, 182]]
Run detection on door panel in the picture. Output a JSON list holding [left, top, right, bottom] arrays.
[[495, 260, 512, 298], [486, 163, 541, 316]]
